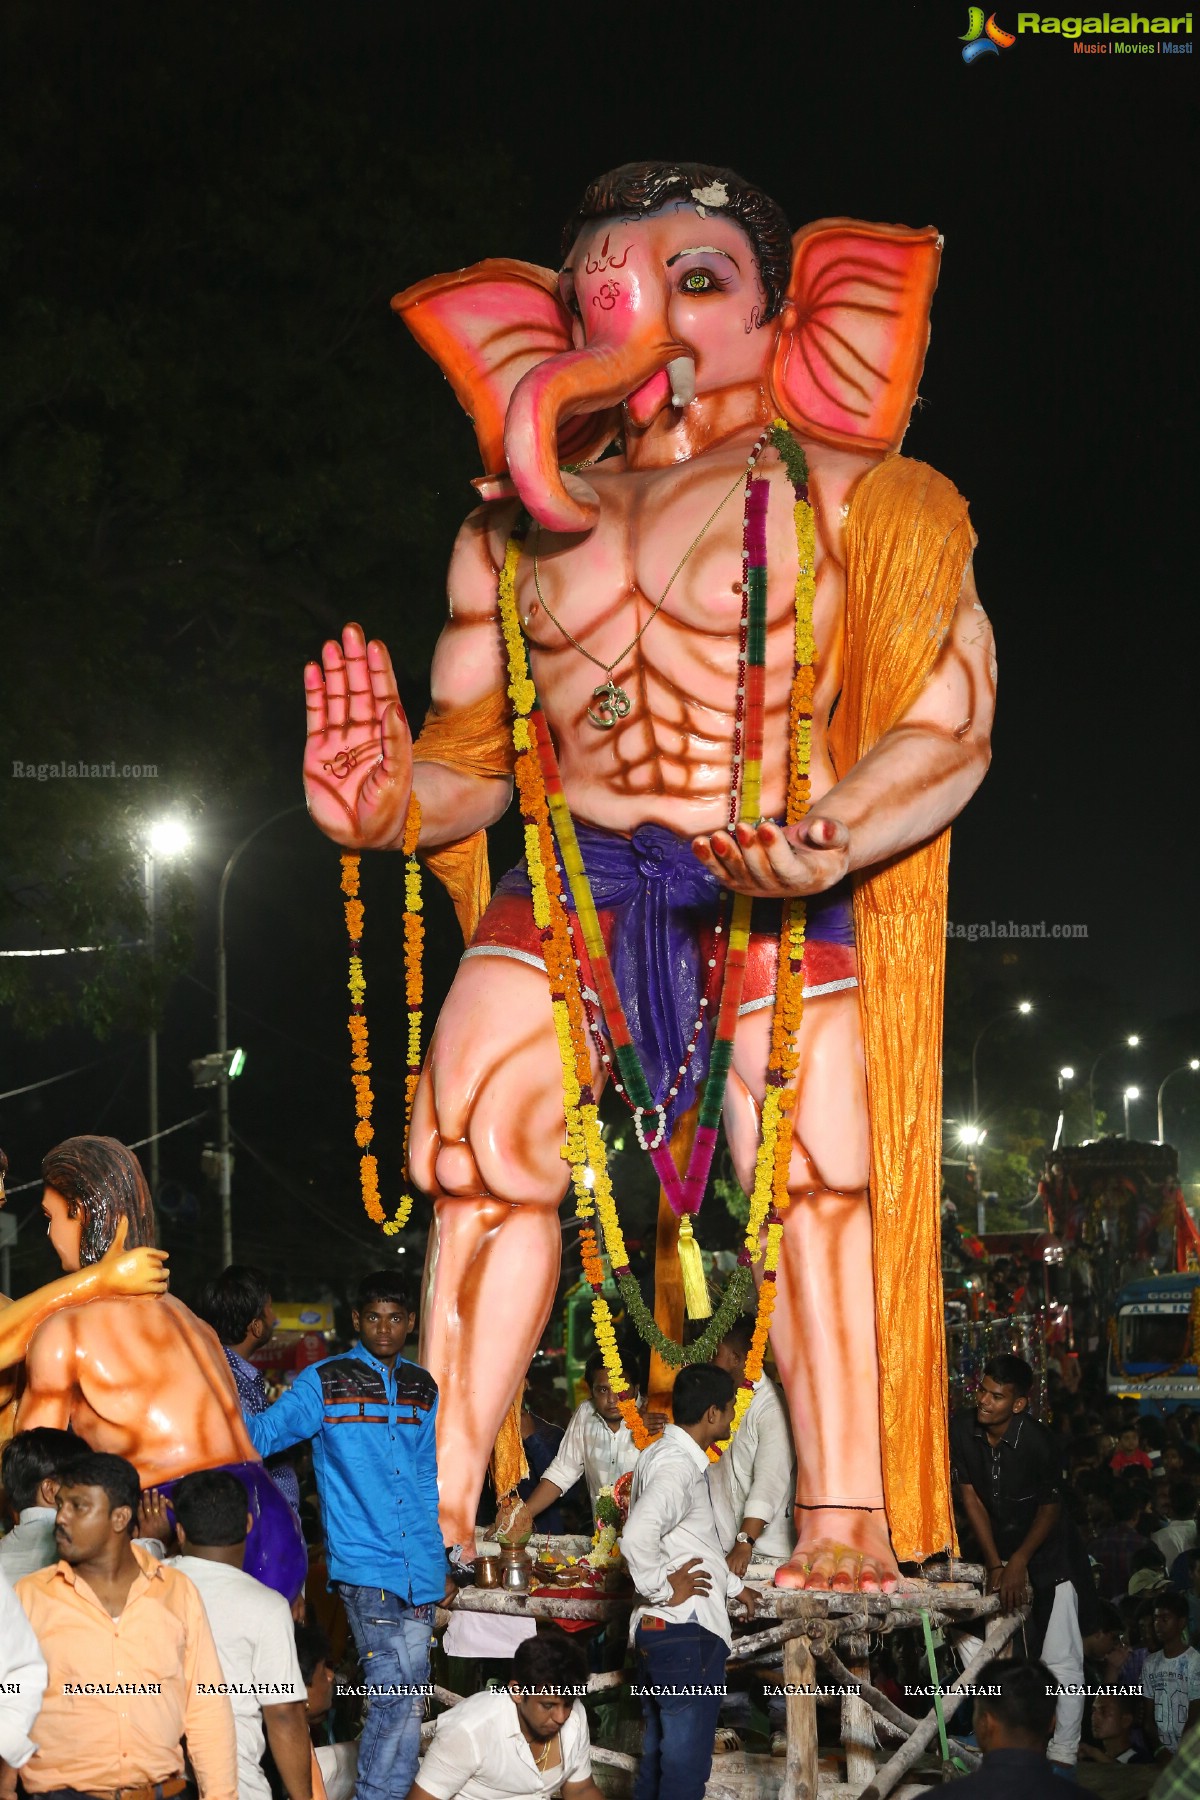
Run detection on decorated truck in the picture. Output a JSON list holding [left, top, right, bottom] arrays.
[[1106, 1273, 1200, 1414]]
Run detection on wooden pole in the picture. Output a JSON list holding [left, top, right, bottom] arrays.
[[840, 1636, 876, 1789], [436, 1590, 626, 1624], [858, 1610, 1026, 1800], [781, 1634, 820, 1800]]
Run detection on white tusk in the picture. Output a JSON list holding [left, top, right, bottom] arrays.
[[667, 355, 696, 409]]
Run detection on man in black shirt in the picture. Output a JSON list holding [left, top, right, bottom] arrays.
[[950, 1355, 1088, 1767], [948, 1658, 1065, 1798]]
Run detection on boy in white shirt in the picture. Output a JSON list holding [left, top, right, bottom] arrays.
[[1142, 1588, 1200, 1757], [621, 1363, 760, 1800]]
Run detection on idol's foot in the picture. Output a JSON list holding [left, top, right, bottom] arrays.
[[774, 1507, 898, 1592]]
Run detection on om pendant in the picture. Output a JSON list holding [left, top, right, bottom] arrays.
[[587, 679, 632, 731]]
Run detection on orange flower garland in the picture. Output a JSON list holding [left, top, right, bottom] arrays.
[[500, 534, 651, 1449], [338, 792, 423, 1237]]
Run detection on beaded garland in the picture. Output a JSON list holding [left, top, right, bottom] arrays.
[[337, 793, 424, 1237], [496, 421, 819, 1423], [532, 437, 775, 1215]]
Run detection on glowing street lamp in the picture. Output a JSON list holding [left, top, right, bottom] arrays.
[[958, 1124, 988, 1234], [1123, 1085, 1140, 1137], [1053, 1066, 1076, 1151], [1157, 1059, 1200, 1142]]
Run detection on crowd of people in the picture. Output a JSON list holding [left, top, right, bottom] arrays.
[[2, 1257, 1200, 1800]]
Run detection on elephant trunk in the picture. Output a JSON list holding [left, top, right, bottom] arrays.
[[503, 334, 689, 534]]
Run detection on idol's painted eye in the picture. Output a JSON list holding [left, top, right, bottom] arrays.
[[681, 268, 719, 294]]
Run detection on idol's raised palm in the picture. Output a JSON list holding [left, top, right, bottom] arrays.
[[303, 623, 413, 848]]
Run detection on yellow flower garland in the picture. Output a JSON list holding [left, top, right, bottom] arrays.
[[338, 791, 424, 1238], [499, 538, 651, 1447]]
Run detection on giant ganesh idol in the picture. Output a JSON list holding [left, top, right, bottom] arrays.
[[303, 162, 995, 1591]]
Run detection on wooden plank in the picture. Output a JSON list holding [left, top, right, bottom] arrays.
[[780, 1635, 819, 1800], [841, 1639, 876, 1789]]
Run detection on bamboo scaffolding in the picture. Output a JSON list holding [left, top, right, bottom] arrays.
[[431, 1560, 1007, 1798]]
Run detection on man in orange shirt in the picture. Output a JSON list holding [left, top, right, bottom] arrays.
[[12, 1451, 237, 1800]]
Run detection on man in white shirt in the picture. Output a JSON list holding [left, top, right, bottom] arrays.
[[1152, 1481, 1198, 1571], [516, 1353, 662, 1529], [405, 1634, 604, 1800], [710, 1321, 795, 1573], [621, 1363, 761, 1800], [0, 1429, 90, 1582], [167, 1469, 314, 1800], [0, 1561, 47, 1787]]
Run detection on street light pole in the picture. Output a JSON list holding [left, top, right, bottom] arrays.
[[144, 848, 159, 1197], [1088, 1035, 1141, 1135], [1157, 1060, 1200, 1142], [971, 1000, 1034, 1122], [215, 806, 305, 1266], [1123, 1086, 1140, 1138], [141, 818, 192, 1195], [1053, 1065, 1075, 1153]]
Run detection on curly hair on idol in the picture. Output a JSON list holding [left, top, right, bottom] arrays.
[[561, 161, 793, 321]]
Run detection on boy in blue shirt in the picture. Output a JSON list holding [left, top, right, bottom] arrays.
[[248, 1272, 451, 1800]]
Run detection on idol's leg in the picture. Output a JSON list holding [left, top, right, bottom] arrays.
[[408, 954, 601, 1552], [726, 989, 897, 1591]]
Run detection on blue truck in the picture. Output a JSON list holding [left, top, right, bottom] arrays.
[[1107, 1272, 1200, 1414]]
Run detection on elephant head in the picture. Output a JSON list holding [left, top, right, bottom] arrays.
[[393, 162, 943, 533]]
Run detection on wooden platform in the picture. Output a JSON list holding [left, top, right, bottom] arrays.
[[434, 1548, 1022, 1799]]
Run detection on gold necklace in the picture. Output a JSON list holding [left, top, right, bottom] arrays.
[[530, 456, 754, 730], [533, 1732, 560, 1772]]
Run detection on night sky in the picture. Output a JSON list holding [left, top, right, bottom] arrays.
[[1, 2, 1196, 1296]]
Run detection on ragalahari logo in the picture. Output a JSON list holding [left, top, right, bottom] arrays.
[[961, 7, 1017, 58]]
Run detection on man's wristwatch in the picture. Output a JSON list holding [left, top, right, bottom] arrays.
[[735, 1531, 756, 1547]]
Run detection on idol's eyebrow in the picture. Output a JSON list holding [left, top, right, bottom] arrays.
[[665, 246, 740, 268]]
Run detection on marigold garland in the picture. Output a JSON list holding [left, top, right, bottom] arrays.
[[499, 534, 651, 1446], [338, 792, 424, 1238]]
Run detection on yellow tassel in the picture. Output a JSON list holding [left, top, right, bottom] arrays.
[[678, 1216, 711, 1320]]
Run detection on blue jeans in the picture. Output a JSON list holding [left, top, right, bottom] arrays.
[[338, 1584, 434, 1800], [633, 1620, 728, 1800]]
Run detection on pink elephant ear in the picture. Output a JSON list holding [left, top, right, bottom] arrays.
[[769, 220, 943, 453], [393, 258, 619, 480]]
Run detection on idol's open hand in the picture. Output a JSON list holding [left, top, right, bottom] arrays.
[[96, 1218, 169, 1299], [304, 623, 414, 849], [692, 817, 850, 897]]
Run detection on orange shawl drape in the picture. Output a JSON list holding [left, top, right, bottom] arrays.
[[830, 453, 976, 1562]]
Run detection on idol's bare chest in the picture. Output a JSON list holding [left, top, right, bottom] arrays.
[[516, 455, 821, 661]]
